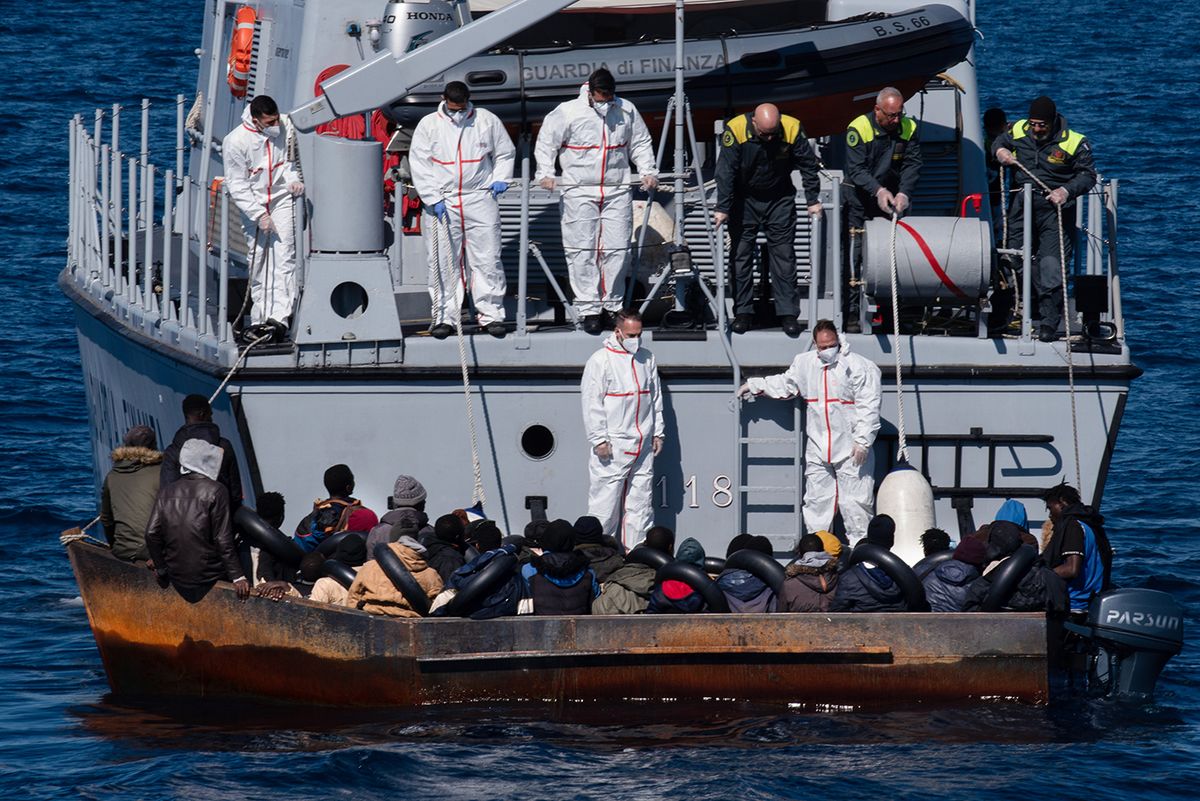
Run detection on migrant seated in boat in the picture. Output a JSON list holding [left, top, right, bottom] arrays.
[[253, 491, 291, 583], [961, 520, 1067, 613], [430, 524, 523, 620], [646, 537, 708, 614], [145, 438, 249, 602], [922, 537, 987, 613], [829, 516, 907, 613], [780, 534, 840, 613], [365, 474, 432, 555], [527, 519, 600, 616], [346, 535, 442, 618], [911, 528, 953, 580], [717, 535, 779, 613], [593, 525, 675, 615], [99, 425, 160, 563], [423, 514, 468, 584], [160, 394, 243, 512], [293, 464, 373, 553], [572, 515, 624, 583]]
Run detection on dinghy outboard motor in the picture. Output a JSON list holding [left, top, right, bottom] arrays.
[[381, 0, 469, 56], [1065, 588, 1185, 699]]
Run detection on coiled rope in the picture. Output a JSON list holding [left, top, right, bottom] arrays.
[[60, 516, 107, 548], [888, 211, 909, 463], [429, 213, 486, 507], [1007, 158, 1082, 489]]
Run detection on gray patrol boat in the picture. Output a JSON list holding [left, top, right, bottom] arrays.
[[61, 0, 1135, 559]]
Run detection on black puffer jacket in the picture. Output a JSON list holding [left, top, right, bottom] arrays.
[[962, 558, 1068, 613], [530, 551, 596, 616], [160, 422, 243, 511], [145, 473, 243, 591], [830, 564, 907, 612], [921, 559, 981, 612], [424, 539, 466, 584]]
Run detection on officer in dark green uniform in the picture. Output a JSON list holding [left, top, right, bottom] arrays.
[[714, 103, 822, 336], [992, 96, 1096, 341], [843, 87, 922, 332]]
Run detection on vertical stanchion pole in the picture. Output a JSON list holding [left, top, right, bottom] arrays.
[[180, 178, 192, 329], [128, 158, 138, 303], [807, 212, 820, 331], [831, 181, 842, 329], [1088, 184, 1102, 277], [176, 94, 186, 184], [218, 186, 230, 342], [672, 0, 685, 247], [1021, 182, 1033, 342], [140, 99, 150, 228], [392, 180, 404, 286], [162, 169, 174, 321], [144, 165, 155, 311], [112, 145, 123, 294], [198, 184, 210, 336], [1106, 180, 1122, 341], [68, 118, 78, 269], [516, 138, 531, 338], [100, 144, 111, 287]]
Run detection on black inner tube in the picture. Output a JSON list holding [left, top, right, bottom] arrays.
[[703, 556, 727, 575], [628, 546, 670, 571], [655, 561, 730, 613], [981, 545, 1038, 612], [724, 549, 785, 595], [315, 530, 363, 558], [233, 506, 304, 568], [848, 542, 929, 612], [321, 558, 357, 590], [445, 552, 519, 618], [373, 543, 431, 616], [915, 549, 956, 582]]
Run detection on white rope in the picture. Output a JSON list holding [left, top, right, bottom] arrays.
[[210, 228, 272, 404], [429, 214, 487, 506], [1011, 158, 1082, 489], [998, 163, 1019, 311], [888, 211, 909, 463], [60, 515, 108, 548]]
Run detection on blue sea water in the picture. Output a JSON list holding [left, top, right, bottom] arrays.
[[1, 1, 1198, 798]]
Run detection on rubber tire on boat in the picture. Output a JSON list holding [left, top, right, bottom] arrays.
[[315, 530, 364, 558], [724, 549, 785, 595], [321, 558, 357, 590], [654, 561, 730, 613], [234, 506, 304, 568], [627, 546, 670, 571], [444, 552, 520, 618], [373, 543, 431, 616], [703, 556, 726, 575], [980, 545, 1038, 612], [847, 542, 930, 612], [914, 549, 956, 581]]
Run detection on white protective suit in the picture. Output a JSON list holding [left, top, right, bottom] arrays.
[[746, 336, 882, 543], [410, 102, 516, 327], [535, 86, 656, 316], [581, 333, 665, 548], [222, 106, 301, 325]]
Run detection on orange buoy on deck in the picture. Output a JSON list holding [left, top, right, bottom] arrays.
[[227, 7, 256, 98]]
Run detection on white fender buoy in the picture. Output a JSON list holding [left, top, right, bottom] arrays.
[[875, 463, 936, 566]]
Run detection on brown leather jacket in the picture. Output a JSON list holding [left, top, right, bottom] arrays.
[[145, 473, 243, 589]]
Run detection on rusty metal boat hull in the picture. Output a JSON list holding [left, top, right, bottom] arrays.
[[68, 542, 1050, 707]]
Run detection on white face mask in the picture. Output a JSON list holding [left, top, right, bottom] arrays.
[[448, 109, 466, 123], [262, 124, 281, 138], [593, 101, 610, 116], [817, 346, 838, 364], [621, 335, 640, 353]]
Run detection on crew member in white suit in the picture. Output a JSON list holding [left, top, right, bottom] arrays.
[[581, 309, 664, 548], [222, 95, 303, 342], [410, 81, 516, 339], [535, 68, 657, 333], [738, 319, 882, 544]]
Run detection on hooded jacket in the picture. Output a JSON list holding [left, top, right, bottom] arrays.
[[780, 552, 840, 612], [423, 539, 466, 584], [145, 473, 242, 591], [962, 556, 1068, 614], [365, 508, 433, 556], [921, 559, 981, 612], [592, 561, 657, 615], [345, 541, 443, 618], [530, 550, 598, 615], [575, 540, 625, 583], [160, 422, 243, 511], [646, 580, 707, 614], [830, 563, 907, 612], [100, 446, 161, 561], [435, 545, 523, 620], [581, 332, 665, 451], [745, 335, 882, 466], [222, 105, 300, 219], [716, 569, 778, 613]]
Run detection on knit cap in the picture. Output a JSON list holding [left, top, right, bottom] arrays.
[[391, 475, 427, 507]]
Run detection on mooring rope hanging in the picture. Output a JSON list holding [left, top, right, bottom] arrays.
[[888, 211, 909, 464]]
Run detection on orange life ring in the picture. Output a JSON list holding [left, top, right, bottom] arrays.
[[227, 7, 256, 98]]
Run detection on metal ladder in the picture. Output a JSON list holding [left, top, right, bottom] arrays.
[[735, 397, 805, 552]]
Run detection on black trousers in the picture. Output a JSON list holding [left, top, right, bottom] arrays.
[[998, 195, 1077, 332], [728, 194, 798, 317]]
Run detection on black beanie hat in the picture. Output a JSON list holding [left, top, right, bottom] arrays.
[[573, 515, 604, 545], [986, 520, 1025, 561], [434, 514, 465, 545], [726, 533, 755, 558], [541, 519, 576, 553], [333, 533, 367, 567], [797, 534, 825, 555], [1028, 95, 1056, 122], [323, 463, 354, 496], [299, 551, 326, 583], [866, 515, 896, 549]]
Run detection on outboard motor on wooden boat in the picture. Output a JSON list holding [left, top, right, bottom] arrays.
[[1065, 588, 1185, 699], [381, 0, 469, 55]]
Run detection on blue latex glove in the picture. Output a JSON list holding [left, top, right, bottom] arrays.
[[490, 181, 508, 198], [430, 200, 447, 219]]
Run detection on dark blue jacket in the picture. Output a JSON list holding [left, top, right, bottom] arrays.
[[921, 559, 981, 612], [830, 563, 907, 612], [435, 545, 521, 620], [716, 569, 777, 613]]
